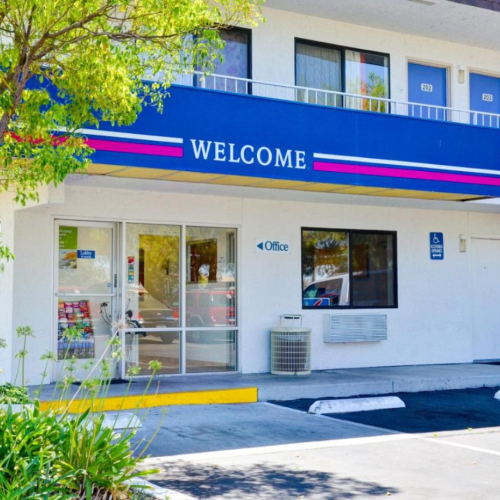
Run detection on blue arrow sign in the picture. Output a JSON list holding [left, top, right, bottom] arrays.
[[256, 240, 291, 253]]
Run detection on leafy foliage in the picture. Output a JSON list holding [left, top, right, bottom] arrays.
[[0, 0, 263, 204], [0, 383, 32, 405], [56, 410, 147, 499], [0, 404, 151, 499], [0, 332, 164, 499]]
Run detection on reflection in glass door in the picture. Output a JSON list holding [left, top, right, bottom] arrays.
[[123, 224, 238, 376], [54, 221, 117, 380], [124, 223, 181, 376], [185, 226, 237, 373]]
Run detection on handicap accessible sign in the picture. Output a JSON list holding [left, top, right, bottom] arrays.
[[430, 232, 444, 260]]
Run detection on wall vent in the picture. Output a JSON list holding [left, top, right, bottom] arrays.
[[324, 314, 387, 343]]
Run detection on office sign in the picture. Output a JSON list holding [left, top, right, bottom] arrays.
[[256, 239, 290, 253], [430, 232, 444, 260]]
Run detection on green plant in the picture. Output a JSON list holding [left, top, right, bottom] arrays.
[[0, 383, 32, 405], [0, 328, 164, 499], [0, 0, 263, 207], [14, 326, 35, 387], [0, 402, 71, 499], [56, 410, 149, 499]]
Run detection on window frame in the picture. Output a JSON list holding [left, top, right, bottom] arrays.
[[294, 38, 391, 99], [301, 227, 398, 310]]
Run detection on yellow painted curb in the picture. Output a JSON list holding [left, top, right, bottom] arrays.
[[39, 387, 258, 414]]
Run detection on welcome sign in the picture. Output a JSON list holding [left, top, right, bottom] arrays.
[[87, 85, 500, 198]]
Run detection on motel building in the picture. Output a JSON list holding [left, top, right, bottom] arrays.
[[3, 0, 500, 387]]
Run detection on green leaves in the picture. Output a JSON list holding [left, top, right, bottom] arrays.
[[0, 383, 32, 405], [0, 0, 264, 204], [0, 404, 152, 498]]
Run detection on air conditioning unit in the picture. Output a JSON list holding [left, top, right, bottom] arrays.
[[271, 315, 311, 376]]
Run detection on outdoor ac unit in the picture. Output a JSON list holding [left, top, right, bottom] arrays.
[[271, 315, 311, 376], [324, 314, 387, 343]]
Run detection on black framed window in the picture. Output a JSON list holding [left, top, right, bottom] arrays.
[[196, 27, 251, 94], [301, 228, 397, 309], [295, 39, 390, 111]]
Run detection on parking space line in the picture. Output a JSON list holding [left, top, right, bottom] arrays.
[[144, 403, 416, 465], [422, 438, 500, 457], [144, 433, 417, 464], [266, 403, 500, 459]]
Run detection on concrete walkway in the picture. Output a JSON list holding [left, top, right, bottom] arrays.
[[36, 363, 500, 402]]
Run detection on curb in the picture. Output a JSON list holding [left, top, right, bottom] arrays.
[[39, 387, 258, 414], [126, 478, 197, 500]]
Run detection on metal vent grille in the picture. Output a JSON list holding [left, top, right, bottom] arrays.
[[324, 314, 387, 343]]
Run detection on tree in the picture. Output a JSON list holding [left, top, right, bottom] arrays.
[[0, 0, 263, 205]]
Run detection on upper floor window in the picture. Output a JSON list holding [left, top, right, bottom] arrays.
[[196, 27, 251, 93], [213, 28, 251, 80], [295, 39, 390, 111]]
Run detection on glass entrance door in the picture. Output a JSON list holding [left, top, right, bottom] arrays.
[[123, 223, 181, 376], [54, 220, 117, 381], [122, 223, 238, 377]]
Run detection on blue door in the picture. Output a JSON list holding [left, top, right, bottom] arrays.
[[470, 73, 500, 127], [408, 63, 447, 121]]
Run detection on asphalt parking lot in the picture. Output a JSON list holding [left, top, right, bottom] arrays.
[[139, 387, 500, 499], [273, 387, 500, 434]]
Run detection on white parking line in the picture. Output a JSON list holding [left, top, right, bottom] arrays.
[[144, 433, 417, 465], [272, 402, 500, 459], [143, 403, 414, 465], [422, 437, 500, 457], [143, 402, 500, 466]]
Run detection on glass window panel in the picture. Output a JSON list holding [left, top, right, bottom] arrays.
[[125, 331, 180, 375], [126, 224, 181, 329], [345, 50, 389, 112], [351, 232, 396, 308], [186, 226, 237, 327], [57, 296, 112, 361], [196, 29, 249, 93], [58, 226, 113, 294], [296, 42, 342, 106], [186, 330, 237, 373], [213, 29, 249, 79], [302, 230, 350, 308]]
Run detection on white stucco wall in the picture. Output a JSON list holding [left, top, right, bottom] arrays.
[[252, 7, 500, 111], [0, 197, 16, 384], [7, 178, 500, 384], [5, 8, 500, 384]]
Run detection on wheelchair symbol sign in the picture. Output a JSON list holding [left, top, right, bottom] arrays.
[[430, 232, 444, 260]]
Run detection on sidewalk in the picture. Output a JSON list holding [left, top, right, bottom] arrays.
[[35, 363, 500, 407]]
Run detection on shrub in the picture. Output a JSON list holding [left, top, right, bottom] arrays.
[[0, 329, 161, 499], [0, 383, 32, 405], [0, 404, 152, 499]]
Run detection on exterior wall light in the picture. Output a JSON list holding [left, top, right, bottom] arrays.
[[459, 234, 467, 252], [458, 66, 466, 84]]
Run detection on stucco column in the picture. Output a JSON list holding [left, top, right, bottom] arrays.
[[0, 195, 16, 384]]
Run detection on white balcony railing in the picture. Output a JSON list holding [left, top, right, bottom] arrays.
[[174, 71, 500, 130]]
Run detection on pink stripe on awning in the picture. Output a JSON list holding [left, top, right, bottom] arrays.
[[313, 161, 500, 186], [87, 138, 183, 157]]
